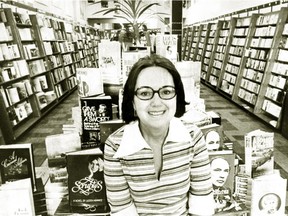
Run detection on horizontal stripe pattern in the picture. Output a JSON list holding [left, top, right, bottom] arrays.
[[104, 123, 213, 215]]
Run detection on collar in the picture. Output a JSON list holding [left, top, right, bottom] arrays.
[[113, 117, 191, 158]]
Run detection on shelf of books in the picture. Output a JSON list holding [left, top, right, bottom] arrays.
[[0, 3, 100, 143], [189, 25, 202, 61], [220, 14, 258, 98], [184, 6, 288, 130], [200, 22, 219, 81], [252, 7, 288, 128], [196, 23, 209, 62], [206, 19, 236, 89], [181, 26, 188, 60]]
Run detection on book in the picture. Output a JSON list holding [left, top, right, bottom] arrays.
[[245, 172, 287, 216], [80, 95, 113, 149], [45, 133, 81, 183], [209, 153, 238, 214], [76, 67, 104, 97], [156, 34, 178, 63], [200, 123, 225, 152], [98, 41, 122, 84], [0, 178, 35, 216], [122, 50, 150, 86], [244, 129, 274, 178], [99, 119, 125, 151], [0, 143, 36, 191], [66, 148, 109, 214]]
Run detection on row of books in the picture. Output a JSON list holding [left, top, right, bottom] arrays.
[[201, 122, 287, 215], [0, 43, 21, 61]]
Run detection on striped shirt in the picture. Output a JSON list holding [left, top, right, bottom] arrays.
[[104, 117, 215, 216]]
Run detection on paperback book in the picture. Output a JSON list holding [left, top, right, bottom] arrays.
[[66, 148, 109, 214], [244, 129, 274, 178], [80, 95, 112, 149], [0, 143, 36, 191]]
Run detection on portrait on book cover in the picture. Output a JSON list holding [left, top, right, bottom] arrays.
[[258, 193, 281, 215], [210, 154, 240, 213]]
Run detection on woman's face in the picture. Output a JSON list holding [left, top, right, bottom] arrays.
[[211, 158, 229, 187], [89, 159, 99, 173], [133, 66, 176, 130]]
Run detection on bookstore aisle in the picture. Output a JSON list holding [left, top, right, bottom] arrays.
[[15, 83, 288, 211]]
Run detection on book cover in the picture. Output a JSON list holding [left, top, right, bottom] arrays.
[[0, 143, 36, 191], [200, 123, 225, 152], [99, 119, 125, 151], [209, 153, 237, 213], [80, 95, 112, 149], [76, 67, 104, 97], [0, 178, 36, 216], [156, 34, 178, 63], [45, 133, 81, 183], [246, 172, 287, 216], [66, 148, 109, 214], [98, 41, 122, 84], [122, 50, 150, 86], [244, 129, 274, 178]]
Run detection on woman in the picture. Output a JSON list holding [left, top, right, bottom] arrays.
[[104, 54, 214, 215]]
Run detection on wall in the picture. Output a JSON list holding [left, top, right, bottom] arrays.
[[184, 0, 279, 24]]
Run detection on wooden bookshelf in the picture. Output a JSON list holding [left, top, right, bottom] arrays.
[[0, 4, 100, 143], [183, 6, 288, 130]]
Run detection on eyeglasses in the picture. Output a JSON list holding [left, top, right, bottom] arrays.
[[134, 86, 176, 100]]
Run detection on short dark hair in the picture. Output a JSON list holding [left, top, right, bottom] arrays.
[[122, 54, 188, 123]]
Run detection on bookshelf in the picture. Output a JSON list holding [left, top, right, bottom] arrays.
[[196, 23, 209, 62], [200, 22, 219, 82], [253, 7, 288, 128], [183, 6, 288, 130], [219, 14, 258, 98], [206, 19, 236, 89], [181, 26, 188, 60], [0, 4, 99, 143], [189, 25, 202, 61]]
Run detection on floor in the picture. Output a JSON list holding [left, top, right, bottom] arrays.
[[15, 82, 288, 211]]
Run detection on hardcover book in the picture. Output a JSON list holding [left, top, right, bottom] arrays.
[[245, 172, 287, 216], [45, 133, 81, 183], [0, 143, 36, 191], [76, 67, 104, 97], [66, 148, 109, 214], [0, 178, 35, 216], [244, 129, 274, 178], [209, 153, 238, 214], [80, 95, 112, 149]]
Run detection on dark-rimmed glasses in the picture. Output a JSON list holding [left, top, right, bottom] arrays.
[[134, 86, 176, 100]]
